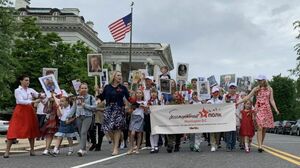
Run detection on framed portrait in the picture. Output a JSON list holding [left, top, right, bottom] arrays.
[[198, 77, 205, 82], [39, 74, 61, 98], [237, 77, 246, 91], [131, 70, 143, 84], [159, 79, 171, 94], [87, 54, 103, 76], [42, 68, 58, 80], [207, 75, 218, 87], [72, 79, 81, 95], [220, 74, 236, 91], [176, 63, 189, 81], [243, 76, 252, 91], [100, 69, 109, 87], [197, 81, 210, 100]]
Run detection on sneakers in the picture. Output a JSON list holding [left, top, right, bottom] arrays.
[[77, 149, 87, 157], [67, 151, 74, 156], [211, 146, 216, 152], [150, 147, 159, 153], [42, 150, 49, 155]]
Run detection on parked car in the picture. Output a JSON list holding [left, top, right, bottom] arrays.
[[0, 120, 9, 134], [277, 120, 296, 134], [272, 121, 282, 134], [290, 119, 300, 136]]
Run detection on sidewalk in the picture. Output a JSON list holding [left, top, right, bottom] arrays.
[[0, 136, 78, 155]]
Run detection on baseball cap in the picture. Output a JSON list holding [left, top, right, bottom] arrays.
[[229, 83, 237, 87], [255, 75, 267, 80], [212, 87, 219, 93], [145, 76, 153, 81]]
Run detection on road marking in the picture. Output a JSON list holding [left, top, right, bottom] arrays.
[[252, 144, 300, 166], [262, 145, 300, 161], [70, 147, 147, 168]]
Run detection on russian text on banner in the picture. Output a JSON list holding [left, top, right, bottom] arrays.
[[150, 103, 236, 134]]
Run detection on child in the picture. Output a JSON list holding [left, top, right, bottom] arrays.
[[189, 92, 202, 152], [239, 100, 255, 153], [147, 88, 161, 153], [207, 87, 223, 152], [52, 96, 78, 156], [127, 89, 146, 154], [166, 91, 184, 153]]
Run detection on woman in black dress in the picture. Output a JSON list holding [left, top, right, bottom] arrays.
[[98, 71, 129, 155]]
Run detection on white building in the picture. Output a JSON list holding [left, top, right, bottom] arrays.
[[14, 0, 174, 80]]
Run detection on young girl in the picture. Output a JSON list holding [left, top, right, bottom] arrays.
[[189, 92, 202, 152], [127, 89, 146, 154], [147, 88, 161, 153], [239, 100, 255, 153], [52, 96, 78, 156]]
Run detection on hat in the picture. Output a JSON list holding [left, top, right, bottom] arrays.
[[145, 76, 153, 81], [255, 75, 267, 80], [212, 87, 219, 93], [229, 83, 237, 87]]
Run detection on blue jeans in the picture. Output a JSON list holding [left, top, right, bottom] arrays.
[[225, 131, 236, 150]]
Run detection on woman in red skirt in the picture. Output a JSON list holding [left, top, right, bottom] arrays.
[[4, 75, 41, 158]]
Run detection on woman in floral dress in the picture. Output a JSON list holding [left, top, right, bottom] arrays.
[[237, 75, 280, 153]]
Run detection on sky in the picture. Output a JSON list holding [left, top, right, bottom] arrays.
[[28, 0, 300, 82]]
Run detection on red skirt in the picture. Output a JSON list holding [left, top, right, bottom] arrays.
[[6, 104, 40, 139]]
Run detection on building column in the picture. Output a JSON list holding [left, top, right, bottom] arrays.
[[116, 63, 121, 71]]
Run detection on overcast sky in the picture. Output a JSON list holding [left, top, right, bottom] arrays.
[[29, 0, 300, 82]]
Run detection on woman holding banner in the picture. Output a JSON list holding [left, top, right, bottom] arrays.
[[237, 75, 280, 153], [98, 71, 130, 156]]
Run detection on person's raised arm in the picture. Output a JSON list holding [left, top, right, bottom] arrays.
[[237, 86, 258, 105]]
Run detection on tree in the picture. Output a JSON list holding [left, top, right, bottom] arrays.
[[269, 75, 297, 120], [13, 17, 93, 93], [0, 16, 94, 110], [291, 21, 300, 76], [0, 0, 19, 109]]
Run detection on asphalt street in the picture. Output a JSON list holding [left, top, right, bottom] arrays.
[[1, 133, 299, 168]]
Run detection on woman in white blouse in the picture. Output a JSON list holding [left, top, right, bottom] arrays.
[[4, 75, 42, 158]]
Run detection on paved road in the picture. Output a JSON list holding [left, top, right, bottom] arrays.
[[1, 133, 299, 168]]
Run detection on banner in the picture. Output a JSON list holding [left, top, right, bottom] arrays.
[[150, 103, 236, 134]]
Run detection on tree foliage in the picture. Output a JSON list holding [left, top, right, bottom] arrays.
[[1, 15, 94, 110], [269, 75, 297, 121], [0, 0, 18, 109]]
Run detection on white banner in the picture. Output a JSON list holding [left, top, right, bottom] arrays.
[[150, 103, 236, 134]]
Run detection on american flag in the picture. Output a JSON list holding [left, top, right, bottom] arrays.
[[108, 13, 132, 42]]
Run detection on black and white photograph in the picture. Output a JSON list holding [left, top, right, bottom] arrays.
[[198, 81, 210, 100], [100, 69, 109, 87], [159, 79, 171, 94], [39, 74, 61, 98], [42, 68, 58, 80], [87, 54, 103, 76], [207, 75, 218, 87], [243, 76, 252, 91], [72, 79, 81, 95], [220, 74, 236, 91], [176, 63, 189, 81]]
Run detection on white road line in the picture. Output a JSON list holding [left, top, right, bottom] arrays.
[[70, 147, 147, 168], [70, 153, 128, 168]]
